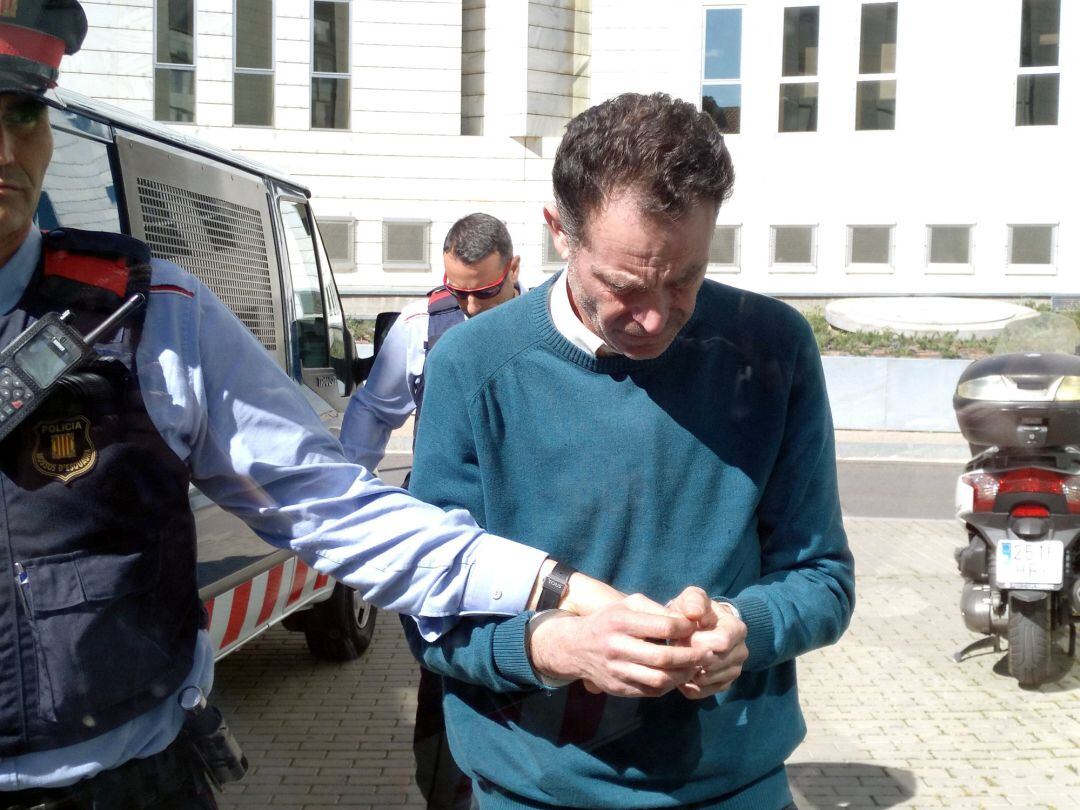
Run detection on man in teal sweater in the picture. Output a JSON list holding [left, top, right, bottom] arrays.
[[406, 93, 855, 810]]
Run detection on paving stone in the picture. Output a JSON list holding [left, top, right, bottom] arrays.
[[211, 518, 1080, 809]]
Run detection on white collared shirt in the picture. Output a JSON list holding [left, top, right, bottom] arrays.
[[548, 268, 618, 356]]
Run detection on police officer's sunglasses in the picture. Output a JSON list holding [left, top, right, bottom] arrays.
[[443, 258, 512, 301]]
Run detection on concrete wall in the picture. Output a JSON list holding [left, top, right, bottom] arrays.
[[823, 356, 970, 432], [526, 1, 590, 134], [460, 0, 485, 134]]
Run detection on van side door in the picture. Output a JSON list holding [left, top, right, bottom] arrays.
[[275, 193, 355, 415]]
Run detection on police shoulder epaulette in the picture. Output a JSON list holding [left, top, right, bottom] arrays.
[[40, 228, 152, 311], [427, 286, 459, 315]]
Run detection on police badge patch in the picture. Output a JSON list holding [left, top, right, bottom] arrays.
[[32, 416, 97, 482]]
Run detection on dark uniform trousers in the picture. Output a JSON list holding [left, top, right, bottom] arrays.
[[1, 733, 217, 810]]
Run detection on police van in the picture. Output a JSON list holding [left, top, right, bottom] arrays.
[[37, 88, 379, 663]]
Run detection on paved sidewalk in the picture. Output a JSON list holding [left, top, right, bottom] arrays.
[[791, 518, 1080, 810], [212, 517, 1080, 809], [833, 429, 970, 463]]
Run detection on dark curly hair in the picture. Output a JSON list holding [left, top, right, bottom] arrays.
[[552, 92, 735, 246], [442, 212, 514, 264]]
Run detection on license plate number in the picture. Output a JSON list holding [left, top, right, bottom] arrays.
[[995, 539, 1064, 590]]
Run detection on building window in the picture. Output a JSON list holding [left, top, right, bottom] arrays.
[[155, 0, 195, 122], [312, 0, 350, 129], [383, 220, 430, 270], [318, 218, 356, 272], [708, 225, 740, 270], [927, 225, 972, 265], [1017, 0, 1059, 126], [771, 225, 816, 266], [702, 7, 742, 134], [778, 6, 819, 133], [855, 2, 897, 131], [847, 225, 893, 266], [543, 228, 564, 269], [1008, 224, 1055, 266], [235, 0, 274, 126]]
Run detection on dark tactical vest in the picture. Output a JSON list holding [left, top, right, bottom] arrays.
[[409, 287, 465, 421], [0, 229, 203, 756]]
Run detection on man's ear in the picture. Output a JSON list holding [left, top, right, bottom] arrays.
[[508, 255, 521, 281], [543, 203, 571, 261]]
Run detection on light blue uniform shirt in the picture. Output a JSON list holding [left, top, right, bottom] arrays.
[[339, 296, 432, 470], [0, 229, 546, 789]]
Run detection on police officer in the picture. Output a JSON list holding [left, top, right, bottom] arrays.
[[0, 4, 686, 808], [339, 213, 521, 471], [340, 213, 521, 808]]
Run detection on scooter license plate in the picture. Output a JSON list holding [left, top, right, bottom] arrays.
[[994, 539, 1064, 590]]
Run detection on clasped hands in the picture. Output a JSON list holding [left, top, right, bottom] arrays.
[[527, 585, 748, 699]]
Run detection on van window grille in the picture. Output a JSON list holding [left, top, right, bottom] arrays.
[[136, 177, 278, 350]]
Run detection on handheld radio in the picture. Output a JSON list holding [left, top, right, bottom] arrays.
[[0, 294, 146, 443]]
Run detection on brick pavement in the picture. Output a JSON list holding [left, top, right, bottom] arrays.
[[212, 518, 1080, 809]]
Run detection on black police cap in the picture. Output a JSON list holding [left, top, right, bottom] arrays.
[[0, 0, 88, 97]]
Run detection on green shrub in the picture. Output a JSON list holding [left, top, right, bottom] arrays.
[[346, 317, 376, 343], [803, 307, 998, 358], [1024, 301, 1080, 333]]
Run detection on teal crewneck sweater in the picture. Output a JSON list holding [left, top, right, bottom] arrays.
[[407, 275, 855, 810]]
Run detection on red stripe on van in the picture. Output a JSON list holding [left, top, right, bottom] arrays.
[[287, 560, 308, 606], [256, 564, 285, 625], [221, 581, 253, 647]]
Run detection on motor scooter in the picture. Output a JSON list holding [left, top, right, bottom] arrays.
[[953, 313, 1080, 687]]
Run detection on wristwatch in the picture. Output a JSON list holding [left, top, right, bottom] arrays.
[[536, 561, 576, 612]]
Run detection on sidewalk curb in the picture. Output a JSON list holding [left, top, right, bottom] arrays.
[[834, 443, 969, 464]]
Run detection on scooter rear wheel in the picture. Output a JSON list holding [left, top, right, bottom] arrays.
[[1007, 594, 1054, 688]]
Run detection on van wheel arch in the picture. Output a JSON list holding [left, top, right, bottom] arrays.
[[302, 583, 378, 662]]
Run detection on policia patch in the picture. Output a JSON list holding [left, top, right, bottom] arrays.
[[31, 415, 97, 482]]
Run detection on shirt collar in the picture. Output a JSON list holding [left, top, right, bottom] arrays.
[[0, 228, 41, 315], [548, 268, 619, 357]]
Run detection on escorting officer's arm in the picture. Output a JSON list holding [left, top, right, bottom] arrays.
[[137, 263, 614, 638], [406, 323, 707, 695], [339, 308, 418, 471]]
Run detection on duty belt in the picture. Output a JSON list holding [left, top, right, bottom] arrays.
[[1, 733, 214, 810]]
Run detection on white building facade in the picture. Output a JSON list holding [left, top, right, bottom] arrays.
[[62, 0, 1076, 311]]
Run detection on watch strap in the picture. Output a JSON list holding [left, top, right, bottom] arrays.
[[536, 561, 576, 612]]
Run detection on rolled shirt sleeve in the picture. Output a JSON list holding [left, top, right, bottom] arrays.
[[338, 305, 423, 471], [136, 262, 545, 636]]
